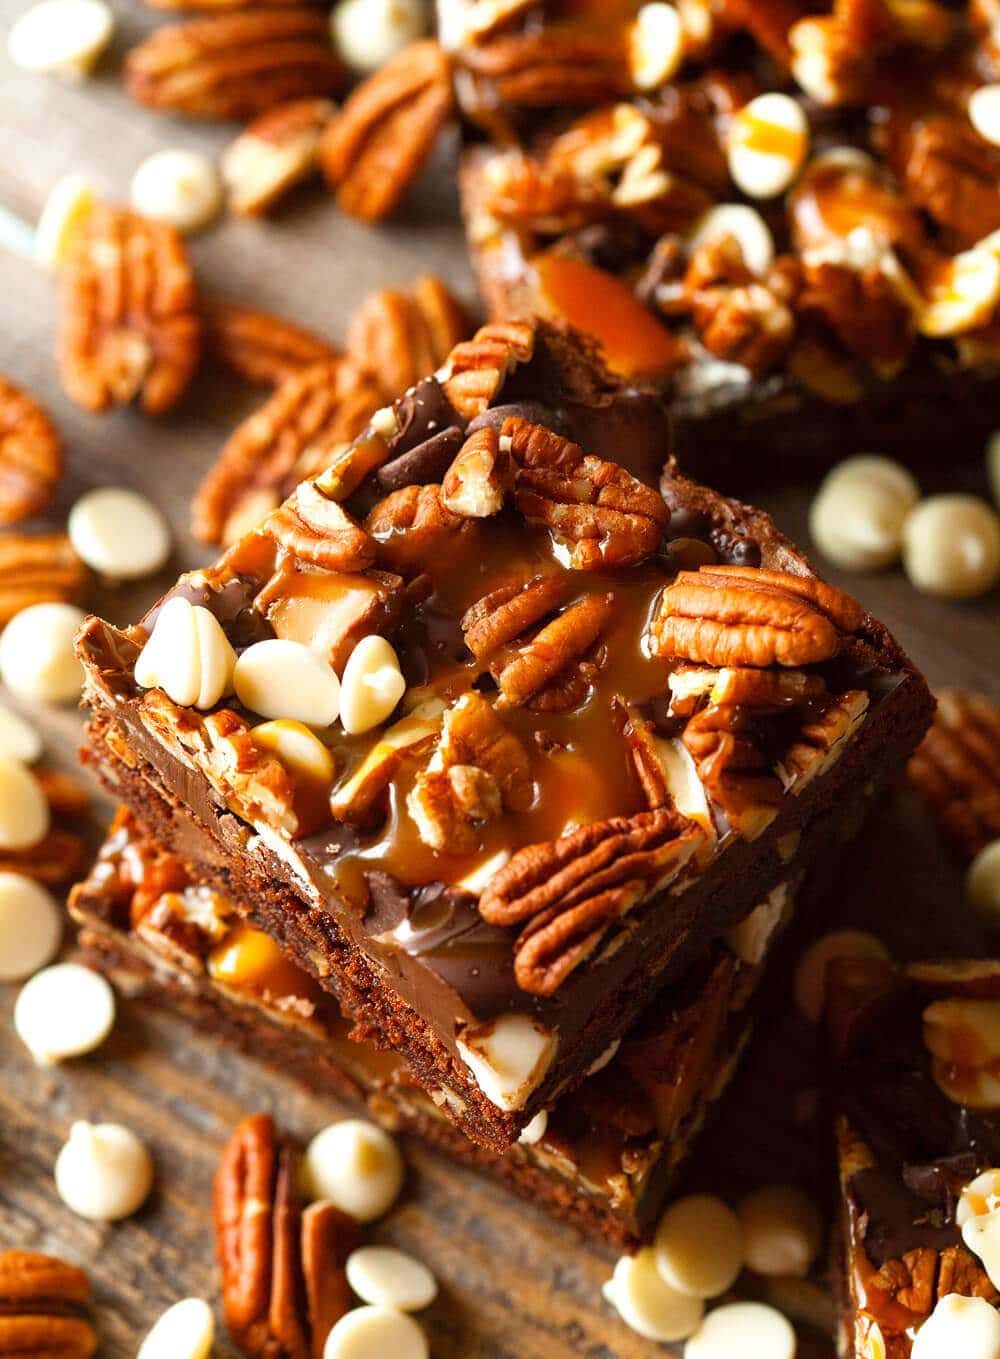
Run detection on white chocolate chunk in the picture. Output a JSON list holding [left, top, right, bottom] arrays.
[[518, 1109, 548, 1145], [0, 602, 86, 703], [0, 873, 61, 981], [457, 1014, 557, 1112], [687, 203, 774, 278], [7, 0, 113, 77], [235, 639, 341, 727], [654, 1194, 744, 1299], [0, 703, 41, 763], [323, 1305, 428, 1359], [726, 883, 791, 967], [918, 249, 1000, 338], [902, 495, 1000, 599], [924, 998, 1000, 1066], [684, 1301, 795, 1358], [629, 3, 685, 91], [794, 929, 889, 1024], [988, 430, 1000, 510], [69, 486, 171, 579], [604, 1247, 705, 1342], [15, 962, 115, 1065], [136, 596, 237, 711], [970, 86, 1000, 149], [137, 1298, 214, 1359], [738, 1184, 823, 1278], [332, 0, 426, 73], [303, 1120, 404, 1223], [130, 149, 222, 234], [959, 1170, 1000, 1227], [55, 1120, 154, 1221], [969, 842, 1000, 924], [728, 93, 809, 199], [0, 758, 49, 849], [35, 173, 96, 269], [963, 1207, 1000, 1290], [911, 1293, 1000, 1359], [251, 719, 336, 785], [809, 456, 920, 572], [339, 635, 406, 735], [345, 1246, 438, 1311]]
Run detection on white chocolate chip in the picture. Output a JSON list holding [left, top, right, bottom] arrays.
[[0, 758, 49, 849], [924, 998, 1000, 1065], [7, 0, 112, 76], [251, 719, 336, 786], [69, 487, 171, 580], [738, 1185, 823, 1278], [902, 494, 1000, 599], [339, 636, 406, 735], [809, 456, 920, 572], [969, 842, 1000, 923], [0, 602, 86, 704], [726, 883, 791, 967], [0, 703, 41, 763], [345, 1246, 437, 1311], [687, 203, 775, 278], [964, 1208, 1000, 1290], [684, 1301, 795, 1359], [456, 1014, 557, 1112], [518, 1109, 548, 1145], [135, 596, 237, 711], [970, 86, 1000, 149], [35, 173, 96, 269], [234, 639, 341, 727], [794, 929, 889, 1023], [0, 873, 61, 981], [587, 1039, 621, 1075], [654, 1194, 744, 1299], [988, 430, 1000, 510], [728, 93, 809, 199], [55, 1120, 154, 1221], [959, 1170, 1000, 1227], [303, 1120, 404, 1223], [332, 0, 426, 73], [323, 1305, 428, 1359], [15, 962, 115, 1065], [911, 1293, 1000, 1359], [604, 1247, 705, 1342], [130, 149, 223, 235], [628, 3, 685, 91], [137, 1298, 214, 1359], [918, 249, 1000, 338]]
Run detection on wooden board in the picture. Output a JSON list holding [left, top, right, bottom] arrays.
[[0, 13, 998, 1354]]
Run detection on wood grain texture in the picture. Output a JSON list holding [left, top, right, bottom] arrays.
[[0, 9, 998, 1354]]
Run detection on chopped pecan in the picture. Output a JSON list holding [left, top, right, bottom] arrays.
[[222, 97, 335, 216], [796, 258, 913, 374], [0, 375, 62, 525], [364, 483, 476, 574], [124, 11, 345, 121], [694, 281, 796, 377], [203, 300, 340, 386], [345, 275, 470, 403], [0, 532, 86, 628], [884, 113, 1000, 247], [867, 1248, 936, 1324], [462, 573, 571, 663], [330, 705, 442, 825], [265, 479, 375, 571], [438, 320, 535, 419], [908, 689, 1000, 861], [321, 41, 454, 221], [777, 689, 869, 792], [937, 1244, 999, 1302], [477, 149, 609, 236], [787, 150, 927, 256], [0, 1250, 96, 1359], [491, 592, 615, 708], [0, 767, 89, 887], [458, 29, 629, 116], [58, 204, 200, 416], [441, 426, 511, 518], [499, 416, 583, 470], [788, 0, 897, 106]]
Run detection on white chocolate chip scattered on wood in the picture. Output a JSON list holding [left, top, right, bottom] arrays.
[[738, 1184, 823, 1278], [0, 758, 49, 850], [35, 173, 96, 270], [69, 487, 171, 580], [339, 636, 406, 735], [7, 0, 113, 77], [684, 1301, 795, 1359], [55, 1120, 154, 1221], [603, 1247, 705, 1342], [963, 1208, 1000, 1290], [345, 1246, 438, 1312], [687, 204, 775, 278], [136, 1298, 215, 1359], [794, 929, 889, 1023], [332, 0, 427, 73], [809, 456, 920, 572], [654, 1194, 744, 1299], [969, 842, 1000, 923], [15, 962, 116, 1065], [910, 1293, 1000, 1359], [234, 638, 341, 727], [130, 150, 223, 235], [323, 1305, 429, 1359], [0, 703, 41, 763], [303, 1120, 404, 1223], [902, 494, 1000, 599], [0, 873, 61, 981], [135, 596, 237, 711], [728, 92, 809, 199], [0, 602, 86, 704], [628, 2, 685, 91], [970, 86, 1000, 148]]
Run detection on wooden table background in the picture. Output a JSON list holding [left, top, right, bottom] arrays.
[[0, 8, 998, 1353]]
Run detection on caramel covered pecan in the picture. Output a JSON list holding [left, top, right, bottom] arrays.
[[694, 281, 796, 377], [0, 376, 62, 525], [125, 10, 345, 121], [321, 41, 454, 221], [909, 689, 1000, 861], [438, 320, 535, 418], [58, 204, 200, 415], [265, 479, 375, 571], [796, 258, 913, 374], [884, 113, 1000, 247], [365, 483, 477, 574], [222, 97, 335, 216], [463, 573, 571, 662], [203, 300, 340, 386], [0, 1250, 96, 1359], [458, 29, 629, 119], [0, 767, 89, 887], [0, 532, 86, 628], [441, 426, 511, 518], [345, 275, 469, 402], [489, 589, 614, 709]]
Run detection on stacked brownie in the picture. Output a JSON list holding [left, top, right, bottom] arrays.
[[75, 317, 933, 1238]]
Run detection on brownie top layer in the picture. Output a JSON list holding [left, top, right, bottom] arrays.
[[77, 317, 928, 1117]]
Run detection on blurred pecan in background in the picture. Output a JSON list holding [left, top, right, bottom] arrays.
[[0, 374, 62, 524]]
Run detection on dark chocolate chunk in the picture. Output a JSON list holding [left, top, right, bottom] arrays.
[[376, 426, 465, 493]]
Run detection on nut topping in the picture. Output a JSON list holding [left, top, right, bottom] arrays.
[[441, 426, 511, 518], [266, 480, 376, 572], [438, 320, 535, 419], [462, 573, 571, 663], [364, 483, 476, 574], [222, 97, 336, 217], [0, 376, 62, 525], [203, 300, 340, 387], [345, 275, 470, 401], [0, 532, 86, 628], [491, 591, 615, 708], [0, 1250, 96, 1359], [909, 689, 1000, 861]]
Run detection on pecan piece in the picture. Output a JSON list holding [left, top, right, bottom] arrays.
[[441, 426, 511, 518], [493, 592, 615, 707], [345, 275, 469, 403], [321, 40, 454, 221], [265, 479, 375, 571], [681, 701, 783, 839], [364, 483, 476, 575], [0, 1250, 96, 1359], [0, 767, 89, 887], [777, 689, 869, 792], [458, 29, 629, 115], [0, 375, 62, 525], [693, 281, 796, 377], [462, 573, 571, 663], [797, 259, 913, 375], [909, 689, 1000, 861], [204, 300, 339, 386], [222, 97, 335, 216], [125, 11, 345, 121], [0, 532, 86, 628], [58, 204, 199, 416], [438, 320, 535, 419], [499, 415, 583, 469], [885, 114, 1000, 247]]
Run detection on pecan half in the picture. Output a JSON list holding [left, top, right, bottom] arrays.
[[57, 204, 200, 415], [0, 375, 62, 525], [462, 573, 571, 663], [203, 300, 340, 386], [0, 532, 86, 628], [437, 319, 535, 420], [0, 1250, 96, 1359], [909, 689, 1000, 861], [777, 688, 869, 792], [345, 275, 469, 402], [364, 483, 476, 575], [458, 29, 629, 118], [0, 767, 89, 887], [321, 40, 454, 221], [441, 426, 511, 518], [492, 592, 614, 708], [222, 97, 335, 216], [125, 11, 345, 121], [265, 479, 375, 571]]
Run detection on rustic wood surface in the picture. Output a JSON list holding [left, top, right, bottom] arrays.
[[0, 9, 998, 1354]]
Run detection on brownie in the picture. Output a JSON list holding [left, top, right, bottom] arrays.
[[830, 954, 1000, 1356], [69, 807, 803, 1248], [77, 316, 933, 1151]]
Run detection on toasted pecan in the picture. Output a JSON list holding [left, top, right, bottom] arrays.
[[0, 1251, 96, 1359], [0, 532, 86, 628], [265, 479, 375, 571], [441, 425, 511, 518], [364, 483, 476, 574], [222, 97, 335, 215], [0, 376, 62, 525], [345, 275, 469, 401], [493, 592, 615, 707], [462, 573, 571, 662], [909, 689, 1000, 861], [458, 28, 630, 114], [203, 299, 340, 386], [439, 320, 535, 418]]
